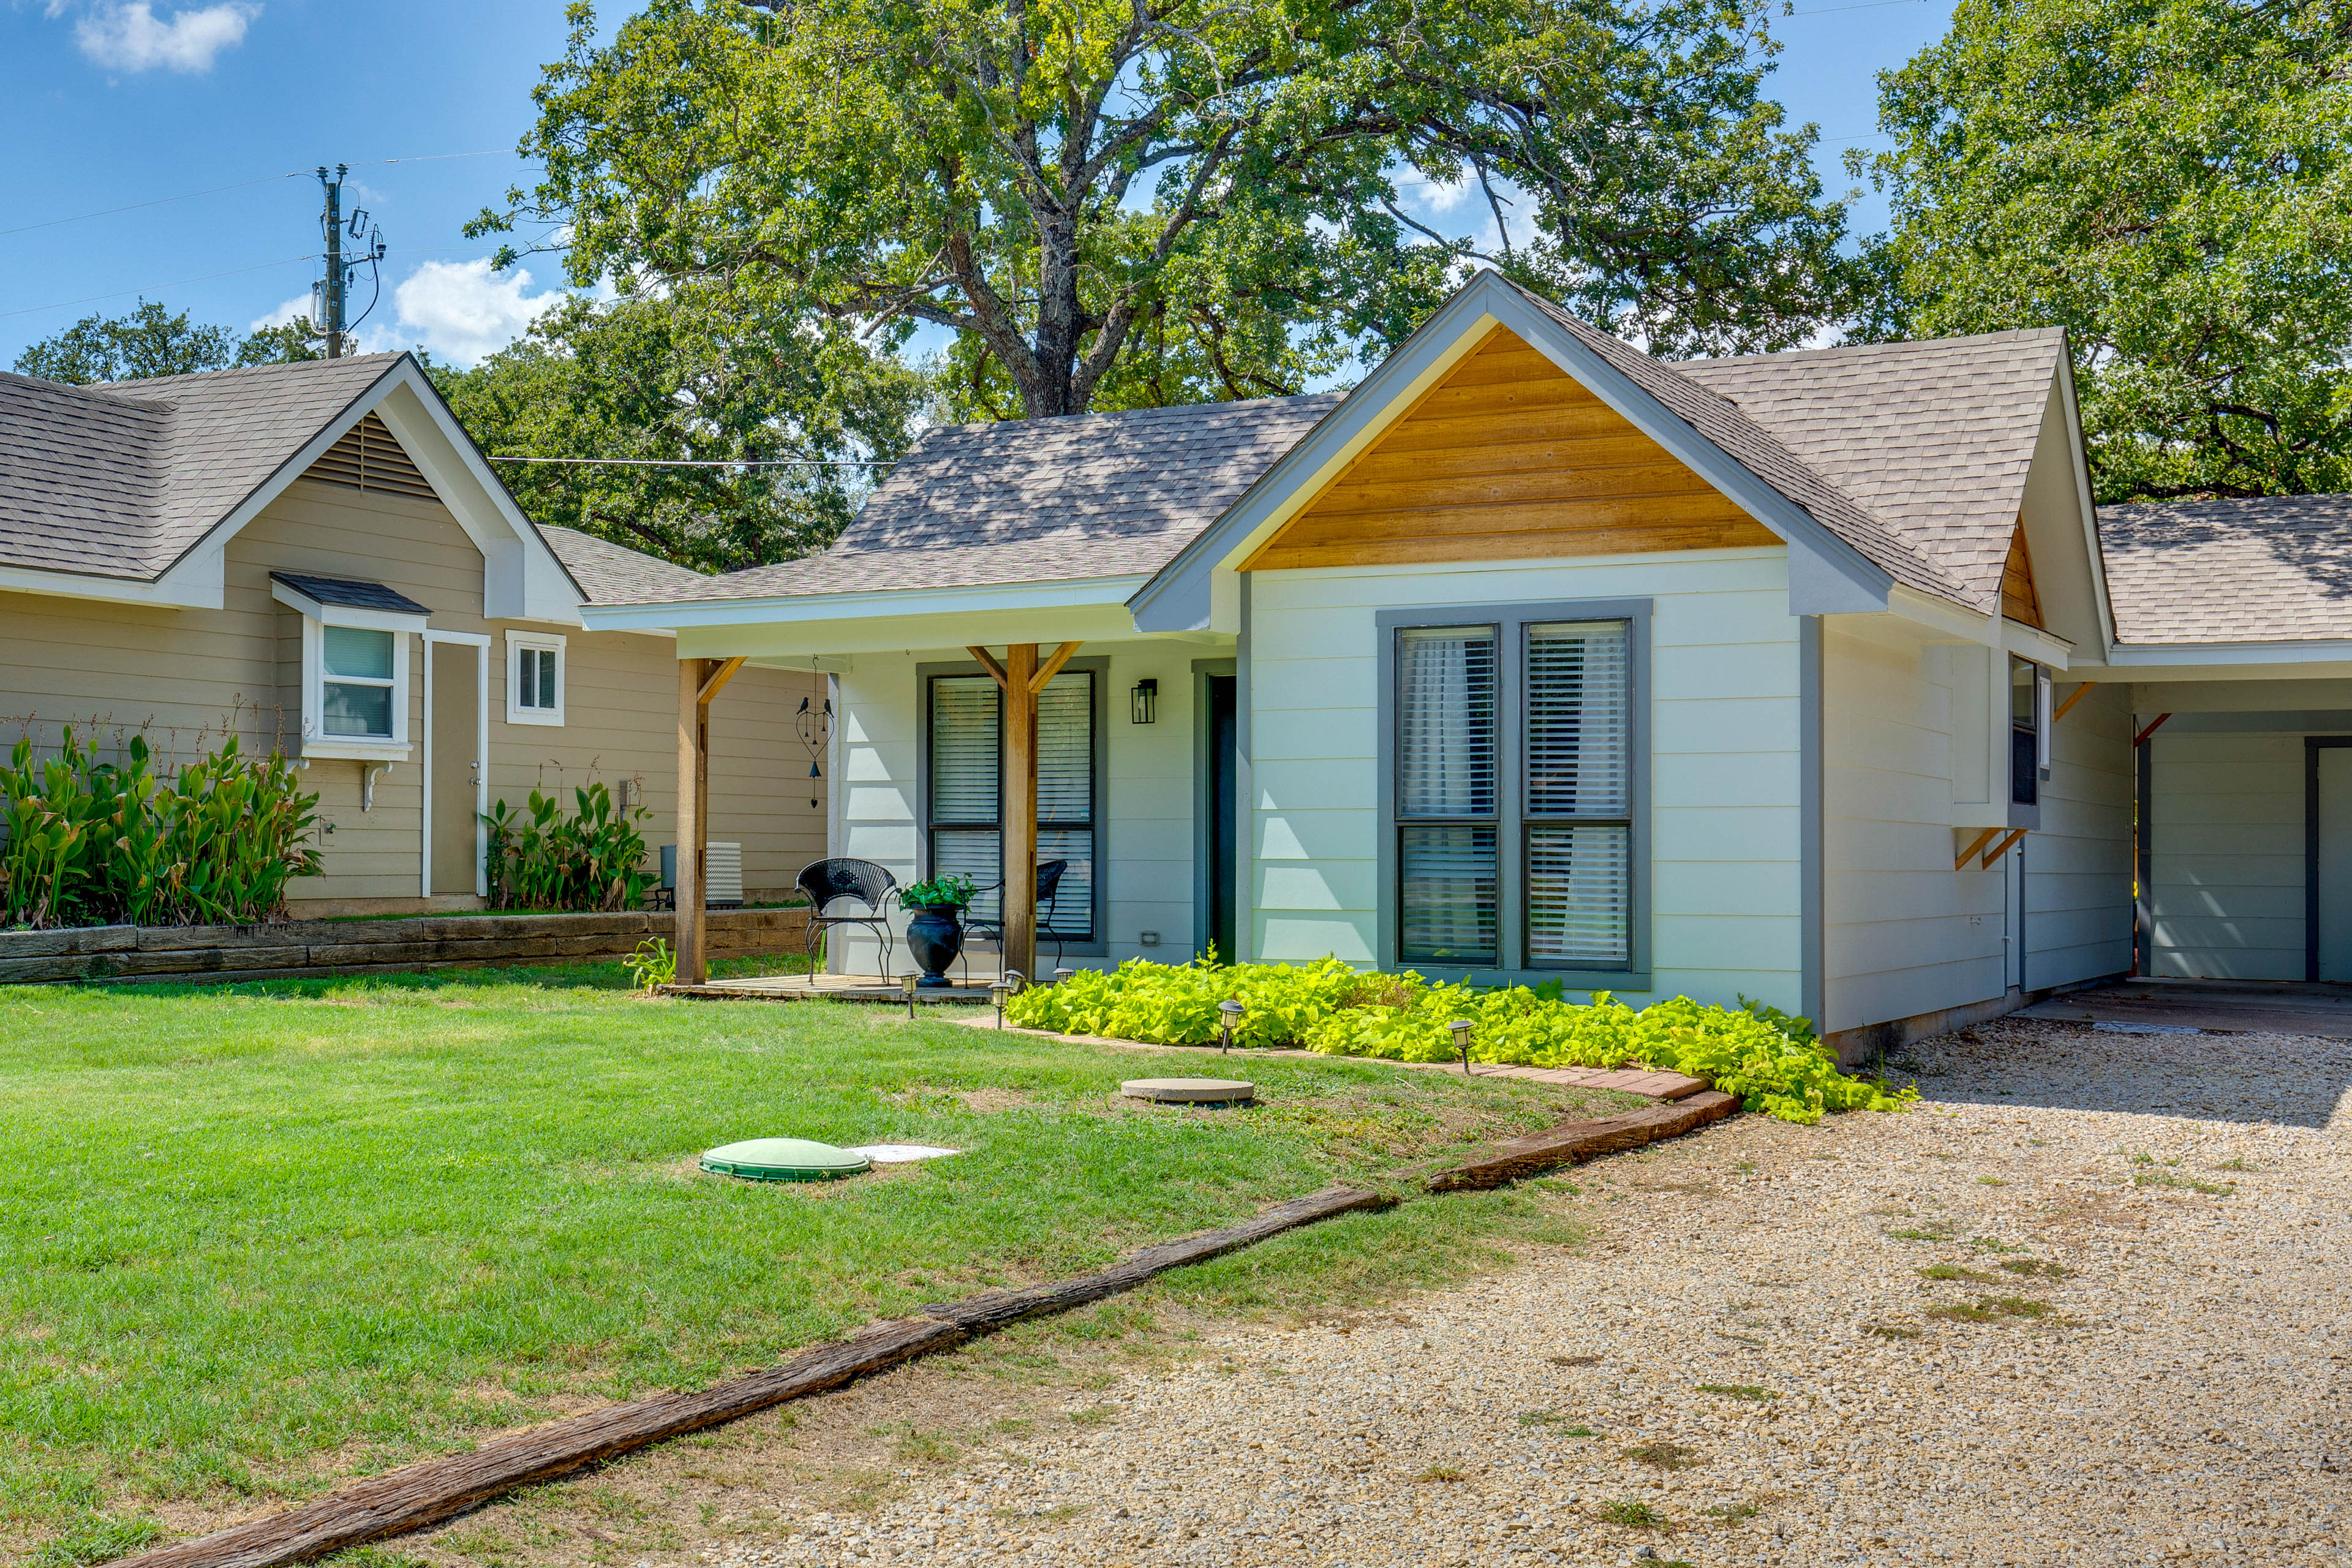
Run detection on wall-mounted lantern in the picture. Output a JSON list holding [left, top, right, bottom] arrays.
[[1131, 677, 1159, 725]]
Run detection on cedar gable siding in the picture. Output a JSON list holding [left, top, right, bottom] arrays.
[[1241, 326, 1779, 571], [2000, 520, 2044, 628]]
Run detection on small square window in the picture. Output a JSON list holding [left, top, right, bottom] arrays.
[[505, 632, 567, 726], [321, 626, 398, 739]]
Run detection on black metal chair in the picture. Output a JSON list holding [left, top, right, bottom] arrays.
[[794, 858, 899, 984], [962, 859, 1072, 982]]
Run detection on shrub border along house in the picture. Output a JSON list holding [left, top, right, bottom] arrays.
[[1007, 957, 1912, 1124]]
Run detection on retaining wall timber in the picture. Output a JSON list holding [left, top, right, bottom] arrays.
[[0, 908, 811, 986]]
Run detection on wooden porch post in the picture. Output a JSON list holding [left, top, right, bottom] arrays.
[[1002, 643, 1039, 983], [674, 655, 747, 986]]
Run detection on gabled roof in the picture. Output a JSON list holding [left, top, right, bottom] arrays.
[[537, 524, 716, 605], [1680, 329, 2070, 612], [595, 393, 1344, 605], [0, 354, 406, 580], [2099, 495, 2352, 644]]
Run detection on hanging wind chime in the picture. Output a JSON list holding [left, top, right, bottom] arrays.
[[796, 669, 833, 810]]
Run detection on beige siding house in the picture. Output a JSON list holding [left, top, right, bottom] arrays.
[[0, 355, 823, 914]]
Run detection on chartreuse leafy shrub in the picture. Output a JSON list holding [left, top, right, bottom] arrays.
[[481, 782, 655, 911], [1006, 957, 1913, 1125], [0, 729, 320, 929]]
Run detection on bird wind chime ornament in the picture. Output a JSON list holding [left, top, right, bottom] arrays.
[[797, 682, 832, 810]]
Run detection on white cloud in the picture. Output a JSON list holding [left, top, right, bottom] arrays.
[[74, 2, 259, 74], [381, 258, 571, 366], [250, 292, 309, 332]]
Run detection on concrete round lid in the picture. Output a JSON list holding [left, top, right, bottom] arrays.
[[1120, 1077, 1256, 1104], [699, 1137, 873, 1181]]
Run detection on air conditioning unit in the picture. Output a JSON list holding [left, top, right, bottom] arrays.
[[659, 842, 744, 908]]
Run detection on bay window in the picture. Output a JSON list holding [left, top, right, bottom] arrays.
[[1381, 601, 1647, 983], [271, 571, 428, 761]]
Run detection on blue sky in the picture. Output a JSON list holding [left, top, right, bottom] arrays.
[[0, 0, 1955, 373]]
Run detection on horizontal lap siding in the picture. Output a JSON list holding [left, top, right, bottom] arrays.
[[1822, 618, 2003, 1033], [2025, 684, 2132, 989], [2, 481, 820, 913], [2146, 731, 2305, 979], [1247, 549, 1804, 1012]]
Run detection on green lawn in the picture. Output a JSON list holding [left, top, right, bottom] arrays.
[[0, 964, 1636, 1563]]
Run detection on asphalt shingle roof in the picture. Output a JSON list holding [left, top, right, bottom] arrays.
[[2099, 495, 2352, 644], [603, 393, 1345, 604], [536, 525, 715, 605], [0, 355, 404, 580], [1679, 328, 2068, 613]]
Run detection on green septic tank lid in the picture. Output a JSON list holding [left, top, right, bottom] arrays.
[[699, 1137, 872, 1182]]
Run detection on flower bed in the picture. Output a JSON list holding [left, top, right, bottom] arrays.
[[1006, 957, 1913, 1124]]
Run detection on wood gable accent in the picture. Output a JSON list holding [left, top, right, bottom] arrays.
[[300, 412, 439, 502], [2000, 519, 2043, 628], [1240, 326, 1779, 572]]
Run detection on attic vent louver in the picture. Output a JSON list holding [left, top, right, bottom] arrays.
[[303, 412, 437, 502]]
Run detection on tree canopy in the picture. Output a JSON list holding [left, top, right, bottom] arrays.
[[431, 292, 924, 572], [13, 300, 322, 385], [478, 0, 1864, 421], [1863, 0, 2352, 502]]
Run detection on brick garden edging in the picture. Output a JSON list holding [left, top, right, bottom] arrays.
[[0, 908, 810, 987]]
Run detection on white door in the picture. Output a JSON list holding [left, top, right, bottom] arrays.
[[421, 632, 490, 899], [2315, 747, 2352, 980]]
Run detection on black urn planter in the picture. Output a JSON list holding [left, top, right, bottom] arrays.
[[904, 906, 965, 988]]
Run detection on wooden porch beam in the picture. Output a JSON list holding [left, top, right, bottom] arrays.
[[676, 658, 709, 985], [967, 646, 1009, 691], [698, 655, 747, 707], [1001, 644, 1039, 982], [2052, 680, 2095, 724], [1954, 827, 1999, 870], [1030, 640, 1084, 693], [1980, 827, 2029, 869]]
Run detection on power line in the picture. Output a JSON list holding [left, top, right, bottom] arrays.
[[486, 455, 894, 469], [0, 254, 317, 321], [0, 151, 508, 243], [1785, 0, 1929, 15]]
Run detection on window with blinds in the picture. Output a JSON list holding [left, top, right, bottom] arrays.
[[1390, 611, 1637, 974], [927, 669, 1096, 940]]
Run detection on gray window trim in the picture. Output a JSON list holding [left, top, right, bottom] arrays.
[[914, 655, 1109, 958], [1191, 656, 1238, 960], [1374, 598, 1652, 992]]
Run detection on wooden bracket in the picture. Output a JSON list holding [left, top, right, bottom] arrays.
[[1031, 640, 1083, 693], [2052, 681, 2095, 724], [697, 656, 747, 707], [967, 646, 1009, 691], [2133, 712, 2173, 747], [1954, 827, 1999, 870], [1980, 826, 2029, 868]]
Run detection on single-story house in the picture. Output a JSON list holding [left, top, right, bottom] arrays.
[[579, 268, 2352, 1056], [0, 353, 827, 914]]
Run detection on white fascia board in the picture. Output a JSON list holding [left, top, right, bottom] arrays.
[[2084, 642, 2352, 677], [2054, 351, 2120, 654], [0, 550, 222, 608], [1126, 269, 1894, 628], [585, 573, 1152, 635], [364, 369, 582, 625], [674, 600, 1149, 662], [269, 576, 431, 633], [1882, 585, 2074, 669], [1127, 308, 1504, 634]]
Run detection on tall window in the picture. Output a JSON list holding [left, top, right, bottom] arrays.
[[927, 669, 1097, 940], [1390, 610, 1638, 975]]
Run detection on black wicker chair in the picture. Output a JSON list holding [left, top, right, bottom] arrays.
[[962, 858, 1072, 982], [794, 858, 900, 984]]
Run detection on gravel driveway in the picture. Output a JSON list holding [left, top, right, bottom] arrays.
[[727, 1017, 2350, 1568]]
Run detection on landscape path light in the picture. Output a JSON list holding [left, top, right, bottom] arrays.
[[1218, 998, 1245, 1055], [1450, 1018, 1476, 1075], [990, 975, 1016, 1030], [900, 971, 919, 1020]]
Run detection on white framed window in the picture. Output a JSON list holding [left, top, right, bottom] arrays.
[[272, 573, 426, 761], [505, 631, 567, 726]]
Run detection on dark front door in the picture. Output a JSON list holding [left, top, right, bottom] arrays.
[[1208, 674, 1237, 962]]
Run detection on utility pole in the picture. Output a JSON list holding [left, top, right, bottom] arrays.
[[317, 164, 346, 357], [311, 165, 383, 358]]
